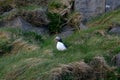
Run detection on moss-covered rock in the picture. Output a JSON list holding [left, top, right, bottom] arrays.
[[22, 8, 49, 27]]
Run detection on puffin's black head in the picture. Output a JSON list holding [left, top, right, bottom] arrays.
[[55, 36, 63, 42]]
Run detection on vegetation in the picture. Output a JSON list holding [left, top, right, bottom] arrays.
[[47, 12, 63, 34], [0, 0, 120, 79], [47, 0, 81, 34], [0, 8, 120, 80]]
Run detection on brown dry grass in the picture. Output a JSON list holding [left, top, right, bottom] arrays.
[[5, 58, 47, 80], [0, 32, 10, 41], [90, 56, 115, 79], [49, 61, 95, 80], [11, 39, 38, 54]]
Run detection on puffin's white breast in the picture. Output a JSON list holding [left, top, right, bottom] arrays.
[[56, 42, 67, 51]]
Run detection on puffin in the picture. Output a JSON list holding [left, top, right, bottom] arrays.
[[55, 36, 67, 51]]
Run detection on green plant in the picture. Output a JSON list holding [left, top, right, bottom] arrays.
[[47, 12, 63, 34], [22, 31, 43, 42], [0, 7, 120, 80], [0, 41, 12, 55], [48, 0, 62, 9]]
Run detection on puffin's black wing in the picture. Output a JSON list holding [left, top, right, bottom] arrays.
[[63, 42, 68, 48]]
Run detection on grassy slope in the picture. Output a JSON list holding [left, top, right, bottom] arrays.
[[0, 9, 120, 80]]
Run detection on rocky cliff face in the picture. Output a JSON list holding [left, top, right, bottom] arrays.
[[106, 0, 120, 10], [74, 0, 120, 19], [74, 0, 105, 19]]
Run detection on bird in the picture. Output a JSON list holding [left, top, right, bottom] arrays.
[[55, 36, 67, 51]]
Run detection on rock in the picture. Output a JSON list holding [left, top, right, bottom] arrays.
[[105, 4, 111, 12], [34, 26, 49, 35], [6, 17, 34, 30], [0, 5, 13, 15], [2, 8, 17, 17], [106, 0, 120, 11], [58, 26, 74, 38], [5, 17, 49, 35], [22, 8, 49, 27], [0, 20, 6, 27], [1, 8, 19, 21], [74, 0, 106, 19], [74, 0, 120, 19], [112, 53, 120, 67], [109, 27, 120, 34], [79, 23, 88, 30], [62, 26, 75, 32], [59, 31, 74, 38], [1, 8, 49, 27], [109, 26, 120, 34], [58, 23, 88, 38]]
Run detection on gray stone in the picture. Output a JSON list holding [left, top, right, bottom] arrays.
[[61, 26, 75, 32], [74, 0, 120, 19], [105, 4, 111, 12], [5, 17, 49, 35], [0, 5, 13, 15], [74, 0, 106, 19], [112, 53, 120, 67], [109, 27, 120, 34], [59, 26, 74, 38], [59, 24, 88, 38], [2, 9, 17, 17], [0, 21, 6, 27], [59, 31, 74, 38], [79, 23, 88, 30], [106, 0, 120, 11], [22, 8, 49, 27]]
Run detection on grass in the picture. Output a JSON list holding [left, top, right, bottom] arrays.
[[87, 9, 120, 27], [0, 4, 41, 21], [19, 5, 41, 11], [0, 9, 120, 80]]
